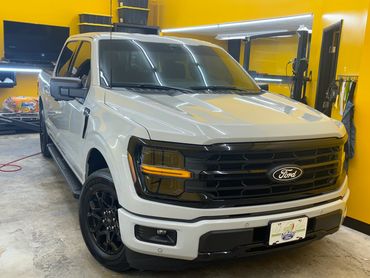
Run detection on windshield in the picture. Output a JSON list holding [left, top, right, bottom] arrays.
[[99, 39, 260, 92]]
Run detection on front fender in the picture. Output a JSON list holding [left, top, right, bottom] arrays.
[[81, 103, 149, 206]]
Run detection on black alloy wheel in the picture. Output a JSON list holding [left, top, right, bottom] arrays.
[[79, 168, 130, 272], [87, 189, 123, 255]]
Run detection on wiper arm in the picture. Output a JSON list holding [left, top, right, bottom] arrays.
[[190, 85, 243, 91], [190, 85, 262, 93], [114, 83, 194, 93]]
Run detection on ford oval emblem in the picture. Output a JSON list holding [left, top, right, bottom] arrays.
[[269, 165, 303, 182]]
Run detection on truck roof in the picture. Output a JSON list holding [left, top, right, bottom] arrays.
[[67, 32, 218, 47]]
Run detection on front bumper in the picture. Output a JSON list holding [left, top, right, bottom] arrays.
[[118, 186, 349, 262]]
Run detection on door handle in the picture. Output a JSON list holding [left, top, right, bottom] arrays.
[[83, 107, 90, 117]]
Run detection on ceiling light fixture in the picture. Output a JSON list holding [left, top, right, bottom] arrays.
[[216, 30, 289, 40], [217, 35, 247, 40], [271, 35, 294, 38], [161, 14, 312, 33], [254, 77, 283, 82], [0, 67, 42, 73]]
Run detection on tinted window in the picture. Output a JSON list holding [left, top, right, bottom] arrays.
[[56, 41, 79, 77], [99, 40, 157, 87], [99, 40, 260, 92], [70, 41, 91, 87]]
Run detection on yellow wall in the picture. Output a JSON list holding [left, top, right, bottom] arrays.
[[157, 0, 369, 106], [250, 36, 298, 77], [345, 6, 370, 224], [249, 36, 298, 96], [0, 0, 158, 104], [307, 0, 369, 107], [157, 0, 370, 224], [0, 0, 109, 104]]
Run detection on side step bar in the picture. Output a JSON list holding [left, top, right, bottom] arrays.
[[47, 144, 82, 199]]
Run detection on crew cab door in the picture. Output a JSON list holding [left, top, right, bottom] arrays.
[[47, 40, 92, 180], [62, 40, 92, 179], [45, 40, 80, 155]]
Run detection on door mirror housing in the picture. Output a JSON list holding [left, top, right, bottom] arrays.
[[50, 77, 88, 101]]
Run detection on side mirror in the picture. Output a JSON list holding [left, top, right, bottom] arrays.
[[258, 83, 269, 91], [50, 77, 88, 101]]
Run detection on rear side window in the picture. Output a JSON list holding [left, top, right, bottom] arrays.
[[55, 41, 79, 77]]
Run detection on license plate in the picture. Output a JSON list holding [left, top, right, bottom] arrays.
[[269, 217, 308, 245]]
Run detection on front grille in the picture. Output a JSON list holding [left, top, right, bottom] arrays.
[[183, 137, 345, 206]]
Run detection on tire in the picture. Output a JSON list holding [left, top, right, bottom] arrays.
[[39, 107, 51, 158], [79, 168, 131, 272]]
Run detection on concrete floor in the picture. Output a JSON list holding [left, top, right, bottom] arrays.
[[0, 134, 369, 278]]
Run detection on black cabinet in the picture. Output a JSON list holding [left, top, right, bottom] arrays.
[[113, 23, 159, 35]]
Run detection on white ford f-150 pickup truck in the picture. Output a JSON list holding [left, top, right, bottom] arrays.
[[38, 33, 349, 272]]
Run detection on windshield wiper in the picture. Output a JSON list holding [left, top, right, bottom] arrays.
[[113, 83, 194, 93], [189, 85, 260, 93]]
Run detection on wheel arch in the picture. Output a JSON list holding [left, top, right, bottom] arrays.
[[85, 147, 110, 179]]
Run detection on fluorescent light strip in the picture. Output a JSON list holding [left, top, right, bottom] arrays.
[[216, 30, 289, 40], [0, 67, 42, 73], [218, 35, 246, 40], [161, 14, 312, 33], [219, 14, 312, 28], [255, 77, 283, 82], [271, 35, 294, 38], [162, 24, 217, 33]]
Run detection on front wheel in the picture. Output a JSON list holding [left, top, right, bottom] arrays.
[[79, 168, 131, 272]]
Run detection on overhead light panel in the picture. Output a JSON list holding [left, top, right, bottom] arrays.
[[219, 14, 312, 28], [0, 67, 42, 73], [161, 14, 312, 33], [271, 35, 294, 38], [254, 77, 283, 83], [216, 30, 289, 40], [217, 35, 247, 40]]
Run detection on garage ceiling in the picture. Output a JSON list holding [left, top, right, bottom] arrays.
[[161, 14, 313, 40]]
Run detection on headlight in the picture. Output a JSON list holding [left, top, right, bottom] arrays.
[[141, 147, 191, 179], [127, 137, 198, 201]]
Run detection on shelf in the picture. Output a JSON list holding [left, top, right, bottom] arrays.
[[79, 13, 112, 25], [117, 5, 150, 11], [78, 23, 113, 28], [79, 13, 112, 17]]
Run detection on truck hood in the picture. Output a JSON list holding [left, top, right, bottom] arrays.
[[105, 89, 346, 144]]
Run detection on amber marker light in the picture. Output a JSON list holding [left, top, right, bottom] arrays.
[[141, 164, 192, 179]]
